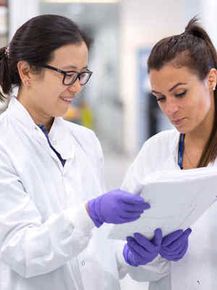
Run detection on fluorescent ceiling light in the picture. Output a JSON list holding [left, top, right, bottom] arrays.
[[43, 0, 119, 3]]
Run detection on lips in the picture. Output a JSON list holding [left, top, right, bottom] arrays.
[[60, 96, 73, 102], [171, 117, 185, 126]]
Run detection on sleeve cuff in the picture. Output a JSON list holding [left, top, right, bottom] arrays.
[[64, 203, 95, 234]]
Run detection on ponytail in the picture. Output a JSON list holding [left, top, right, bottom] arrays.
[[0, 46, 12, 101], [184, 17, 217, 71], [148, 17, 216, 78]]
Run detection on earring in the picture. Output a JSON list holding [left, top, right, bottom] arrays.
[[213, 86, 216, 91], [24, 80, 30, 86]]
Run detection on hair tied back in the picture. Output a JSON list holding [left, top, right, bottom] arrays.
[[4, 46, 9, 58], [184, 16, 206, 39]]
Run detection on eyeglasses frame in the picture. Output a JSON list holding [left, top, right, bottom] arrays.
[[38, 64, 93, 86]]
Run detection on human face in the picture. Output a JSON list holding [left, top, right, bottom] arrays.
[[21, 42, 89, 125], [149, 64, 215, 134]]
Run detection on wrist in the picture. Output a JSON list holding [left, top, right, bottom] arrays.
[[87, 198, 103, 228]]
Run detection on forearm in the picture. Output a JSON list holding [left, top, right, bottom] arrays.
[[1, 200, 94, 278]]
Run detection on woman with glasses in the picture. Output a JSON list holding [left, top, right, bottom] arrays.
[[121, 17, 217, 290], [0, 14, 153, 290]]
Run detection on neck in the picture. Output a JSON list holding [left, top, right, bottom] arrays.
[[182, 109, 214, 169], [185, 105, 215, 151], [185, 128, 211, 151], [17, 88, 54, 131]]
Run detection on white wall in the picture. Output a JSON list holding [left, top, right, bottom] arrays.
[[200, 0, 217, 47], [8, 0, 39, 40]]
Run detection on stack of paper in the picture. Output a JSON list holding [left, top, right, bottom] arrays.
[[109, 167, 217, 240]]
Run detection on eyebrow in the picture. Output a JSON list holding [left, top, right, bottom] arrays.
[[152, 82, 187, 95], [62, 65, 88, 71]]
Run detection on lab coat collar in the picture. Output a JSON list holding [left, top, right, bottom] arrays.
[[7, 96, 75, 160], [48, 117, 76, 160], [169, 129, 182, 169], [170, 130, 180, 156]]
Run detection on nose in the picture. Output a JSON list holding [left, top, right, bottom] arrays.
[[67, 79, 82, 94], [164, 99, 179, 117]]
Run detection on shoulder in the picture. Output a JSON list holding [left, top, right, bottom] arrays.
[[133, 129, 179, 168], [122, 129, 179, 191], [0, 111, 13, 144], [0, 110, 8, 126], [0, 113, 15, 165], [143, 129, 179, 151]]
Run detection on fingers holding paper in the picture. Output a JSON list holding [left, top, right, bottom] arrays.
[[123, 228, 162, 266], [159, 228, 192, 261], [123, 228, 192, 266], [87, 189, 150, 227]]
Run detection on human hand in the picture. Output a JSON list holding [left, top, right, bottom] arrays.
[[87, 189, 150, 227], [159, 228, 192, 261], [123, 228, 162, 266]]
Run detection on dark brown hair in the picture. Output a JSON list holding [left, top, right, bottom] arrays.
[[148, 17, 217, 167], [0, 14, 91, 101]]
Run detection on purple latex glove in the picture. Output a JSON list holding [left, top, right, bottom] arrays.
[[123, 229, 162, 266], [160, 228, 192, 261], [87, 189, 150, 227]]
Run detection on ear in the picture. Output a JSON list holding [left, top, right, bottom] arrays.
[[207, 68, 217, 91], [17, 60, 32, 87]]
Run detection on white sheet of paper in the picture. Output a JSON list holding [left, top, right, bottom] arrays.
[[109, 167, 217, 240]]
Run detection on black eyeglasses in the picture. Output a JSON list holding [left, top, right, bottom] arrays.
[[39, 64, 93, 86]]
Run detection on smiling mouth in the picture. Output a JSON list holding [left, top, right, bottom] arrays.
[[60, 96, 73, 102]]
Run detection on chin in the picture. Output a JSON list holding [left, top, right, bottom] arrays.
[[55, 108, 69, 117], [175, 126, 187, 134]]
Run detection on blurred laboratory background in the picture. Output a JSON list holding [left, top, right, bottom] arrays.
[[0, 0, 216, 289]]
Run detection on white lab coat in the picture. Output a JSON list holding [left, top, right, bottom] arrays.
[[122, 129, 217, 290], [0, 97, 168, 290]]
